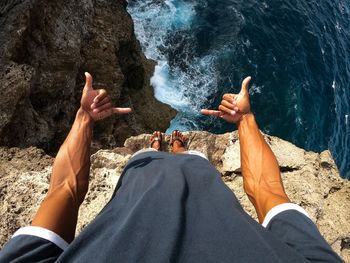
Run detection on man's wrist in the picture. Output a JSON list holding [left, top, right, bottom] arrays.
[[77, 107, 94, 126], [236, 112, 254, 128]]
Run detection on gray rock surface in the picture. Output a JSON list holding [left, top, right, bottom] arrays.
[[0, 0, 175, 152], [0, 131, 349, 261]]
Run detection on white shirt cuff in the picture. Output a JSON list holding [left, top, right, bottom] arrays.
[[262, 203, 310, 228], [12, 226, 68, 250]]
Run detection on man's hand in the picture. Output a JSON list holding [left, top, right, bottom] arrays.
[[201, 76, 251, 124], [80, 72, 132, 121]]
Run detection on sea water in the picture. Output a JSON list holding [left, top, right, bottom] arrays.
[[127, 0, 350, 179]]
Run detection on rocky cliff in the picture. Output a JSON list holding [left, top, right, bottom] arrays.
[[0, 0, 175, 152], [0, 132, 349, 261]]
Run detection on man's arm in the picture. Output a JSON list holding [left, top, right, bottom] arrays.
[[31, 108, 93, 242], [201, 77, 289, 223], [236, 113, 290, 222], [31, 72, 131, 242], [202, 77, 343, 262]]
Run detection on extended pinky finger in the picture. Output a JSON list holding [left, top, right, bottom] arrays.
[[200, 109, 222, 117], [112, 107, 132, 114]]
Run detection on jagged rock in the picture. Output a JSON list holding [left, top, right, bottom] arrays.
[[0, 0, 175, 152], [0, 131, 349, 261]]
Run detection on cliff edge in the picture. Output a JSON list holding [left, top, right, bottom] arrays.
[[0, 131, 349, 261]]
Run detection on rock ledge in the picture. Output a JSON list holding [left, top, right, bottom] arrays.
[[0, 131, 349, 261]]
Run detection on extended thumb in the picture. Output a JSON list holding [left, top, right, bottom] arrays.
[[240, 76, 251, 95], [84, 72, 93, 91]]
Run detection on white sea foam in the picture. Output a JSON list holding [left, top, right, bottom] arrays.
[[151, 61, 189, 109], [128, 0, 195, 59], [332, 80, 336, 89], [250, 84, 262, 95], [128, 0, 220, 133]]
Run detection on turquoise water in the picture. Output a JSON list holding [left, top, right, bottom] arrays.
[[127, 0, 350, 179]]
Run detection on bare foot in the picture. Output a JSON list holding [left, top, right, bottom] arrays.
[[170, 130, 186, 153], [150, 131, 162, 151]]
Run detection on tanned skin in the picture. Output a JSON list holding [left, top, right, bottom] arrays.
[[201, 77, 290, 223], [31, 73, 132, 242]]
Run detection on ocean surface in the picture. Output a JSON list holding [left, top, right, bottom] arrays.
[[127, 0, 350, 179]]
